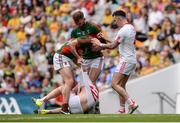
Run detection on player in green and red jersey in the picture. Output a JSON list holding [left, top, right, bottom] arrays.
[[71, 10, 109, 113], [71, 10, 106, 86]]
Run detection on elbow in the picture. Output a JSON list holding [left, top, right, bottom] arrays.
[[109, 47, 114, 49], [109, 45, 117, 49]]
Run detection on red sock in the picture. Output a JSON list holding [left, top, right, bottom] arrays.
[[61, 103, 68, 111]]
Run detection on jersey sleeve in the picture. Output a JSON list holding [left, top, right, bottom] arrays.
[[77, 36, 92, 43]]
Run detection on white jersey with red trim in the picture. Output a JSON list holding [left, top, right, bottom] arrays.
[[115, 24, 137, 63]]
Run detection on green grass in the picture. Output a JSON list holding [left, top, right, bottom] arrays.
[[0, 114, 180, 122]]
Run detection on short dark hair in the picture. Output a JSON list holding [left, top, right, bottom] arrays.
[[72, 10, 84, 21], [112, 10, 126, 18]]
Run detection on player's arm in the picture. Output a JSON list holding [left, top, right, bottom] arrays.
[[77, 36, 92, 43], [100, 41, 119, 49], [92, 38, 120, 49], [97, 32, 112, 43], [68, 39, 84, 65], [68, 39, 81, 59], [90, 22, 112, 43]]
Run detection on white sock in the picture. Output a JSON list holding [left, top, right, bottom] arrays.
[[126, 98, 134, 106], [119, 104, 125, 113], [39, 98, 45, 102]]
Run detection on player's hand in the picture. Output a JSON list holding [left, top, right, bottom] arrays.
[[75, 57, 83, 67], [91, 38, 103, 51], [92, 44, 102, 52], [97, 32, 104, 39], [77, 58, 83, 64], [91, 38, 101, 46]]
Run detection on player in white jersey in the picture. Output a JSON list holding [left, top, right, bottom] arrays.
[[33, 69, 99, 114], [93, 10, 138, 114]]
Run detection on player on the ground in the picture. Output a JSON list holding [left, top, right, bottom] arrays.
[[34, 68, 99, 114], [93, 10, 138, 114]]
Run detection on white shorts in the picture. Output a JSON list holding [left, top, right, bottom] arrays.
[[53, 53, 75, 71], [69, 93, 83, 114], [115, 61, 136, 75], [68, 84, 98, 114], [83, 57, 104, 70]]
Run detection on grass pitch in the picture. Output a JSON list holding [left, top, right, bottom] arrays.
[[0, 114, 180, 122]]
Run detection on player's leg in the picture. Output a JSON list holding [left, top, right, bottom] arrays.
[[54, 54, 76, 112], [43, 86, 64, 102], [80, 70, 99, 113], [118, 96, 126, 114], [118, 76, 129, 114], [88, 57, 104, 86], [78, 85, 98, 114], [111, 73, 130, 102], [59, 67, 75, 112], [32, 86, 64, 108], [112, 61, 138, 114], [34, 67, 76, 113], [112, 61, 138, 113], [112, 73, 134, 113], [34, 107, 70, 114], [85, 57, 104, 113]]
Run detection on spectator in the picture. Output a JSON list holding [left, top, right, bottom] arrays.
[[170, 26, 180, 52], [7, 9, 21, 31], [144, 31, 160, 52], [149, 50, 160, 67], [133, 10, 147, 33], [30, 36, 41, 53], [148, 2, 164, 28], [49, 16, 60, 42], [102, 8, 113, 27], [0, 69, 15, 94], [0, 0, 179, 94], [24, 72, 42, 93], [20, 7, 32, 25]]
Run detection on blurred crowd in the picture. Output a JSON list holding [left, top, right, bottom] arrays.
[[0, 0, 180, 102]]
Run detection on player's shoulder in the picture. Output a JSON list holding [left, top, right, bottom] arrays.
[[71, 27, 78, 33], [71, 28, 79, 38], [123, 24, 134, 29], [121, 24, 135, 33], [87, 21, 101, 30]]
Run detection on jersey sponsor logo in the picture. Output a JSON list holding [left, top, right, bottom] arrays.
[[77, 32, 82, 35], [0, 97, 21, 114], [86, 30, 90, 34]]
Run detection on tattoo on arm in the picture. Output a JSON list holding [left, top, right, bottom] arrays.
[[100, 41, 119, 49]]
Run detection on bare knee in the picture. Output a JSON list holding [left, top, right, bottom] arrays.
[[112, 81, 119, 89], [120, 83, 126, 88]]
